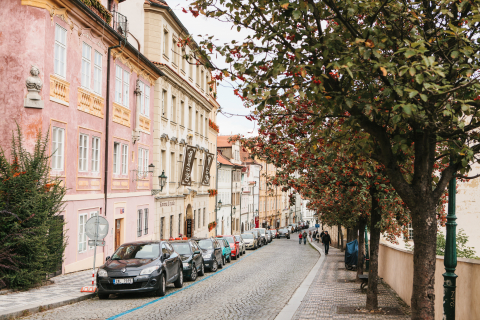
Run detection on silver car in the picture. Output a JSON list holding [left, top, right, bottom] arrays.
[[234, 235, 246, 255], [241, 233, 258, 249], [266, 230, 273, 243]]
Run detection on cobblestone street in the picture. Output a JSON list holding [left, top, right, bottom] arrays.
[[21, 239, 318, 320]]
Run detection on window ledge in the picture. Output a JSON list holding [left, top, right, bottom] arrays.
[[163, 54, 170, 61]]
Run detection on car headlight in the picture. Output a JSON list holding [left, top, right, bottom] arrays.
[[140, 266, 160, 275], [203, 253, 211, 259], [97, 268, 108, 277]]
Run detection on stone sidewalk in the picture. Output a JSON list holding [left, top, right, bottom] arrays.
[[0, 270, 96, 320], [292, 239, 410, 319]]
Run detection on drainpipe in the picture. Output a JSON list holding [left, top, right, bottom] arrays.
[[104, 41, 121, 221], [230, 168, 233, 235], [215, 162, 220, 236]]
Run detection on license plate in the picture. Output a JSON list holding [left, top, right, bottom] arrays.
[[113, 278, 133, 285]]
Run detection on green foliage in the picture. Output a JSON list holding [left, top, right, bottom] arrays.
[[0, 127, 66, 289], [80, 0, 112, 24], [436, 229, 479, 259]]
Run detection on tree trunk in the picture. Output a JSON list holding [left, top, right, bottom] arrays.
[[410, 201, 438, 319], [366, 190, 381, 310], [338, 225, 344, 251], [357, 218, 366, 281]]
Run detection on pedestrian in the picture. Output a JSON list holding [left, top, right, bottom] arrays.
[[322, 230, 331, 254], [320, 230, 325, 241], [309, 230, 312, 241], [303, 230, 307, 245], [298, 232, 302, 244], [315, 231, 320, 243]]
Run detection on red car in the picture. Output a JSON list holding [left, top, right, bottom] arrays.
[[218, 235, 240, 260]]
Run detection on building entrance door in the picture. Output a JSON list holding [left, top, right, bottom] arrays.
[[115, 218, 122, 250]]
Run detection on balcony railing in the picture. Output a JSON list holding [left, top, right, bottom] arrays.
[[112, 11, 128, 38]]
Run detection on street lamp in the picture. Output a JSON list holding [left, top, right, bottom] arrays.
[[151, 170, 168, 195], [214, 200, 222, 236]]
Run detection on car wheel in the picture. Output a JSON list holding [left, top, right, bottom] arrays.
[[243, 249, 246, 255], [198, 261, 205, 276], [174, 268, 183, 288], [237, 252, 240, 259], [219, 256, 224, 268], [190, 263, 197, 281], [156, 273, 166, 297], [98, 293, 109, 300], [232, 253, 237, 260], [227, 255, 231, 263], [211, 260, 218, 272]]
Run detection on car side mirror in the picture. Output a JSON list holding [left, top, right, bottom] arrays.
[[163, 253, 170, 259], [194, 250, 200, 254], [106, 256, 111, 261]]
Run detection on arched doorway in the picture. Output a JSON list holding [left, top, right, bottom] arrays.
[[185, 204, 193, 238], [241, 222, 244, 233], [221, 217, 225, 235]]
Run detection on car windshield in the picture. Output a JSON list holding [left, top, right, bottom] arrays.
[[255, 229, 266, 235], [112, 244, 160, 260], [224, 237, 234, 243], [234, 236, 241, 241], [198, 240, 214, 250], [171, 243, 192, 255], [242, 234, 253, 239], [216, 239, 225, 247]]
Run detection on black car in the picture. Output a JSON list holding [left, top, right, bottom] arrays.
[[278, 228, 291, 239], [96, 241, 183, 299], [171, 240, 205, 281], [193, 238, 223, 272]]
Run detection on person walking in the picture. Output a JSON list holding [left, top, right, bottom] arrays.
[[298, 231, 302, 244], [322, 230, 331, 254], [302, 230, 307, 245], [315, 231, 320, 243], [308, 230, 312, 241]]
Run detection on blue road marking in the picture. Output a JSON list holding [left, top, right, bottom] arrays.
[[106, 246, 264, 320]]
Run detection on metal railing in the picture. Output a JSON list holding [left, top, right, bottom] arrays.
[[112, 11, 128, 38]]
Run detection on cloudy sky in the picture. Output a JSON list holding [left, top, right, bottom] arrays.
[[167, 0, 258, 137]]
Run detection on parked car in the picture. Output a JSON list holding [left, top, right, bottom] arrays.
[[219, 235, 240, 260], [270, 229, 278, 238], [244, 230, 262, 247], [253, 228, 267, 245], [266, 230, 273, 243], [194, 238, 223, 272], [234, 235, 246, 255], [242, 232, 259, 249], [170, 240, 205, 281], [278, 228, 291, 239], [97, 241, 183, 299], [216, 237, 232, 264]]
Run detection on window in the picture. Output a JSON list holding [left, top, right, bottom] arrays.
[[93, 51, 102, 95], [52, 127, 65, 170], [188, 106, 192, 129], [113, 142, 120, 174], [171, 95, 176, 122], [78, 134, 88, 172], [189, 57, 193, 79], [137, 209, 143, 237], [162, 90, 166, 116], [138, 81, 150, 117], [201, 69, 205, 90], [180, 101, 185, 126], [163, 30, 169, 56], [172, 39, 177, 64], [81, 43, 91, 88], [203, 208, 206, 227], [196, 65, 200, 84], [123, 70, 129, 107], [405, 223, 414, 240], [115, 66, 122, 104], [78, 213, 87, 253], [195, 111, 199, 133], [193, 210, 196, 230], [170, 152, 175, 182], [138, 148, 149, 176], [170, 215, 174, 238], [200, 115, 203, 135], [91, 137, 100, 173], [54, 24, 67, 77], [144, 208, 149, 235], [121, 144, 128, 175], [88, 212, 98, 249], [181, 50, 186, 71], [198, 210, 200, 228]]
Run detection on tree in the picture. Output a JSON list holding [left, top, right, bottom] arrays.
[[436, 228, 478, 259], [186, 0, 480, 317], [0, 127, 66, 289], [237, 113, 412, 310]]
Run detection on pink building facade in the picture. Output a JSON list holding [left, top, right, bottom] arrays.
[[1, 0, 164, 273]]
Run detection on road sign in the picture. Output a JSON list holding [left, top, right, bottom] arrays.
[[85, 216, 109, 240], [88, 240, 105, 247]]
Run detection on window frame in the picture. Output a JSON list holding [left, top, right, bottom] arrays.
[[113, 142, 120, 174], [93, 50, 102, 95], [54, 24, 67, 78], [137, 209, 143, 237], [78, 133, 89, 172], [121, 144, 128, 175], [144, 208, 149, 235], [91, 136, 100, 173], [81, 42, 92, 89], [52, 127, 65, 171], [78, 213, 87, 253]]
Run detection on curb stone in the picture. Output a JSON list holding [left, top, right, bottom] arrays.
[[0, 293, 96, 320]]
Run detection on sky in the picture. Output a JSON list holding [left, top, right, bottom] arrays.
[[167, 0, 259, 137]]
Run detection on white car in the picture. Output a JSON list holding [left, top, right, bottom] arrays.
[[234, 235, 246, 255], [241, 233, 258, 249]]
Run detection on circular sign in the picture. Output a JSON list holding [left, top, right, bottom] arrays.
[[85, 216, 109, 240]]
